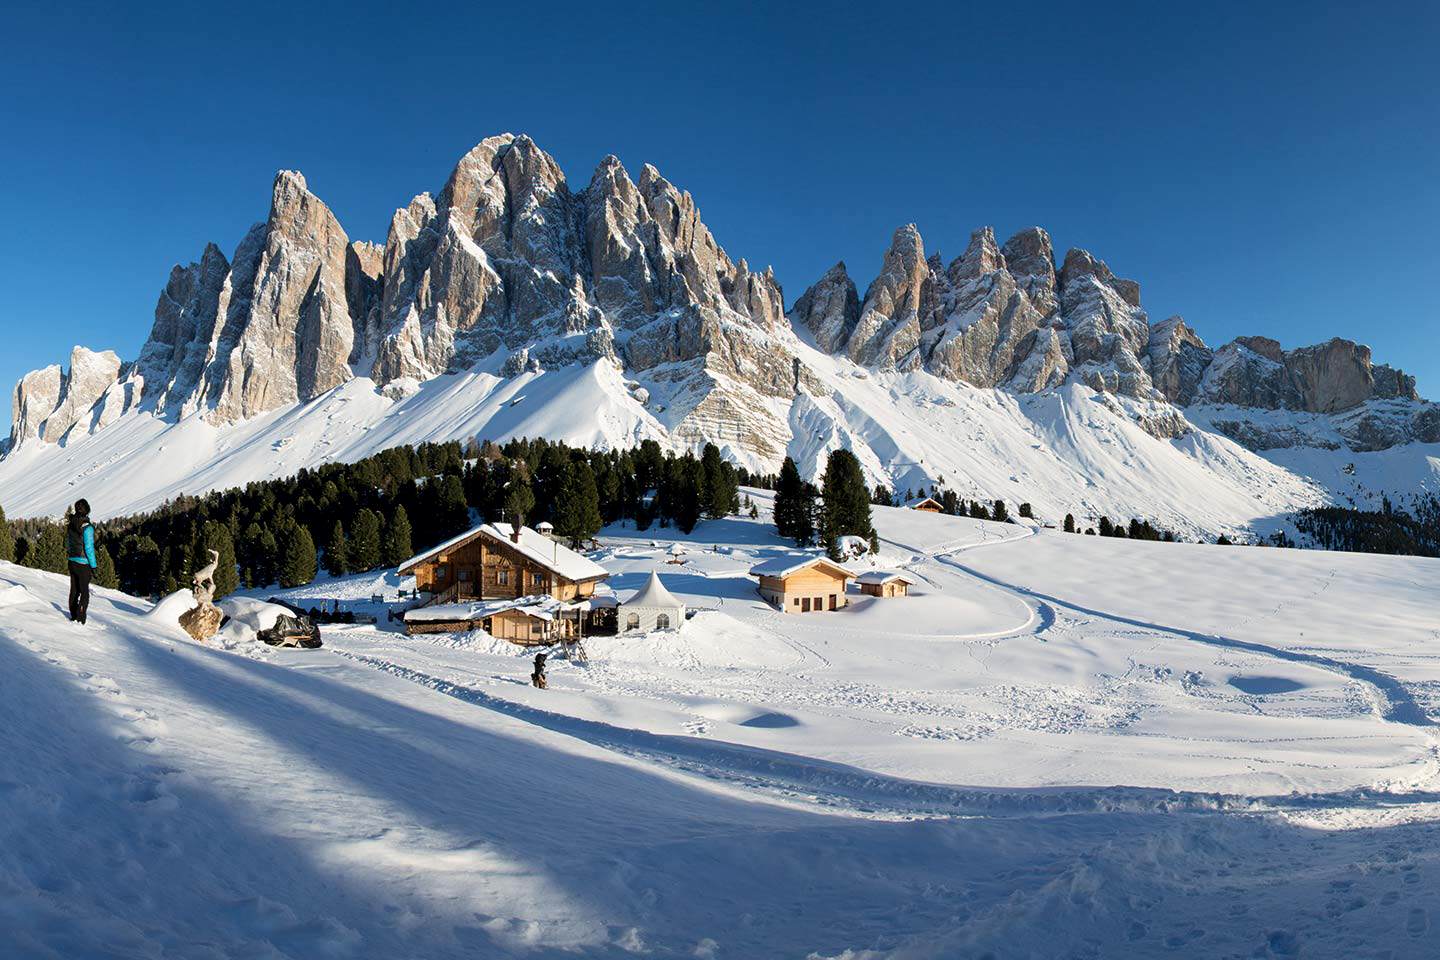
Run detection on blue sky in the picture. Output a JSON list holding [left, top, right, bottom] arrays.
[[2, 1, 1437, 431]]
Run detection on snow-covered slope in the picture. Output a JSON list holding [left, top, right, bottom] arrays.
[[5, 132, 1438, 529], [6, 499, 1440, 957], [6, 342, 1438, 542]]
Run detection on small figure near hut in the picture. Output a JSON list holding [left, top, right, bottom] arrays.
[[531, 652, 548, 689]]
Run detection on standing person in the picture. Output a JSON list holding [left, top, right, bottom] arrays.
[[66, 499, 97, 625], [531, 652, 548, 689]]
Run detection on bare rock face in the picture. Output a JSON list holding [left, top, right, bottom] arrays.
[[212, 170, 357, 421], [1147, 317, 1212, 405], [8, 348, 122, 448], [847, 225, 929, 368], [924, 228, 1047, 387], [136, 242, 231, 413], [1056, 248, 1152, 396], [788, 262, 859, 353], [179, 602, 222, 641], [1283, 338, 1383, 414], [11, 365, 64, 448], [41, 347, 123, 442]]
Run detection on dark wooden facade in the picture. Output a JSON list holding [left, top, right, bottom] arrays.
[[410, 530, 602, 605]]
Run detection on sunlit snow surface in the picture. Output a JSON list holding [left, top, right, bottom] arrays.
[[3, 355, 1437, 539], [4, 495, 1440, 957]]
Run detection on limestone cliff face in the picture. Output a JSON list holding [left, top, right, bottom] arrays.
[[7, 135, 1433, 459], [9, 134, 796, 462], [10, 348, 123, 447], [790, 220, 1433, 448]]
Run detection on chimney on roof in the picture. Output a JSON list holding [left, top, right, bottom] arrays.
[[511, 521, 521, 544]]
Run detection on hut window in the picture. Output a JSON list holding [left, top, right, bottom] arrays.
[[656, 614, 670, 630], [435, 564, 449, 580], [498, 570, 509, 585], [626, 612, 640, 631]]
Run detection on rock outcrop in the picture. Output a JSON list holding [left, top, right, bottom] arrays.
[[6, 134, 1433, 461], [9, 348, 123, 447], [790, 220, 1433, 448]]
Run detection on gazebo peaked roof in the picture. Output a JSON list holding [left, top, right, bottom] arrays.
[[397, 522, 609, 581], [748, 555, 856, 580], [624, 572, 684, 609]]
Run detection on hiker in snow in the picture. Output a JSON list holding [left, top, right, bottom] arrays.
[[67, 499, 98, 625], [531, 652, 548, 689]]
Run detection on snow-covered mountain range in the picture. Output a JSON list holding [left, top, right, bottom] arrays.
[[4, 133, 1437, 528]]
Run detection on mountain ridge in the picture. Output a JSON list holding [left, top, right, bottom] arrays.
[[4, 133, 1438, 525]]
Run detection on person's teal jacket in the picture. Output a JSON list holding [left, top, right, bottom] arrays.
[[68, 523, 97, 568]]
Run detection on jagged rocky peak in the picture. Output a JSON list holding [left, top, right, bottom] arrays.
[[9, 346, 124, 448], [846, 224, 930, 368], [371, 134, 788, 405], [1147, 316, 1212, 405], [788, 262, 859, 354], [1000, 227, 1058, 313], [1201, 335, 1421, 415]]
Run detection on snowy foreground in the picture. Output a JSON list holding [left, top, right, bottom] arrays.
[[4, 499, 1440, 958]]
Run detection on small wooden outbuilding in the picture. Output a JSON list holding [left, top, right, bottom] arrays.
[[854, 570, 916, 598], [906, 496, 944, 513], [749, 556, 855, 613]]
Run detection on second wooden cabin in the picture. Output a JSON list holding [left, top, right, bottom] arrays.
[[749, 556, 856, 613]]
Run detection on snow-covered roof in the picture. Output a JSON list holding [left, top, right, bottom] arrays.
[[905, 496, 943, 509], [854, 570, 917, 586], [397, 522, 609, 581], [623, 572, 685, 610], [405, 593, 560, 623], [748, 555, 856, 579]]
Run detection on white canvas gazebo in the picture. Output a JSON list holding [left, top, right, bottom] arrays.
[[619, 572, 686, 633]]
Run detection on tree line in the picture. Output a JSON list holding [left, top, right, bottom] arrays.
[[0, 436, 745, 600]]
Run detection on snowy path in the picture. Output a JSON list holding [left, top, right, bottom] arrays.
[[9, 502, 1440, 957], [939, 553, 1436, 729]]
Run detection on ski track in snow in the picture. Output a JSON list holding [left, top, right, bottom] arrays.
[[7, 498, 1440, 958]]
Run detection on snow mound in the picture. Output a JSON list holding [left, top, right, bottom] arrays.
[[144, 589, 197, 630], [214, 597, 294, 647], [0, 582, 33, 607]]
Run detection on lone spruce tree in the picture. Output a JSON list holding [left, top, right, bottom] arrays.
[[95, 545, 119, 589], [383, 505, 413, 567], [279, 524, 318, 588], [349, 510, 382, 571], [325, 520, 350, 577], [0, 503, 13, 562], [773, 457, 806, 542], [820, 449, 873, 554], [554, 459, 603, 547]]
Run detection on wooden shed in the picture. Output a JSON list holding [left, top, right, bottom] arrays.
[[748, 556, 856, 613], [905, 496, 944, 513], [854, 570, 916, 598]]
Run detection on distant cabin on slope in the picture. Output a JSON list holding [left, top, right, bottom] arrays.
[[749, 556, 855, 613], [906, 496, 944, 513], [398, 522, 613, 640], [619, 572, 686, 633], [854, 570, 916, 598]]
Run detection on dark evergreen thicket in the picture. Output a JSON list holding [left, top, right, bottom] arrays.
[[1293, 495, 1440, 557], [0, 436, 750, 598]]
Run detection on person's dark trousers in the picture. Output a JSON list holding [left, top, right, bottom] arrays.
[[68, 561, 93, 624]]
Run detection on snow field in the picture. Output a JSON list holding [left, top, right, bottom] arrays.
[[4, 494, 1440, 956]]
